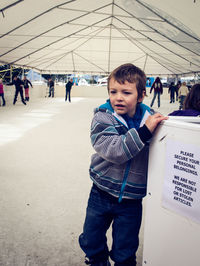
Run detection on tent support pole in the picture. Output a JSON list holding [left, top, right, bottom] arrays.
[[143, 54, 148, 72], [10, 65, 12, 82]]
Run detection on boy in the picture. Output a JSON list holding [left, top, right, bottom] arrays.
[[79, 64, 167, 266]]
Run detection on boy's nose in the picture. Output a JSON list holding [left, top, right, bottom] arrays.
[[116, 93, 123, 101]]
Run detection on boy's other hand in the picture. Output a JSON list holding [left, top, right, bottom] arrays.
[[145, 113, 168, 133]]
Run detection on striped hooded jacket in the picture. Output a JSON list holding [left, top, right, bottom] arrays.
[[89, 100, 153, 201]]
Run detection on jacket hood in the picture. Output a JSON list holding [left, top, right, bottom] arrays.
[[94, 99, 153, 129], [95, 99, 113, 114]]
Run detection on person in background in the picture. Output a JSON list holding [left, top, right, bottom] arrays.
[[175, 81, 181, 101], [23, 76, 33, 101], [168, 82, 176, 103], [48, 78, 55, 97], [65, 78, 73, 102], [178, 81, 189, 110], [7, 75, 26, 105], [79, 63, 167, 266], [150, 77, 163, 108], [0, 78, 6, 106], [168, 83, 200, 116]]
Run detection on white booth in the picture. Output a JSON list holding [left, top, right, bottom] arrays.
[[142, 117, 200, 266]]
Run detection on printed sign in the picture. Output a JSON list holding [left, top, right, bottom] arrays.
[[162, 139, 200, 223]]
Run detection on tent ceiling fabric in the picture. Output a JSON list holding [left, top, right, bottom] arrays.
[[0, 0, 200, 75]]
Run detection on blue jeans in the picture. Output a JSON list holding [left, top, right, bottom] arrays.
[[65, 89, 71, 102], [0, 93, 6, 106], [150, 91, 161, 107], [79, 185, 142, 265], [179, 95, 186, 110], [48, 87, 54, 97]]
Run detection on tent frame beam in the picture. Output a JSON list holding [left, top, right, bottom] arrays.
[[135, 0, 200, 42], [0, 2, 111, 59], [114, 3, 200, 57], [0, 0, 24, 18], [39, 25, 108, 71], [114, 16, 200, 69], [8, 17, 112, 65], [0, 0, 76, 40]]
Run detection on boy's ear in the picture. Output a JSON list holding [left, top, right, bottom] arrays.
[[138, 90, 145, 103]]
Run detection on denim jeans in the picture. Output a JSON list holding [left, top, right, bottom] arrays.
[[13, 87, 26, 104], [179, 95, 186, 110], [79, 185, 142, 265], [0, 93, 6, 106], [65, 89, 71, 102], [150, 91, 161, 107], [48, 87, 54, 97]]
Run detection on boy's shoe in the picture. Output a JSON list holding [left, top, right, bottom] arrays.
[[88, 261, 111, 266], [85, 257, 111, 266]]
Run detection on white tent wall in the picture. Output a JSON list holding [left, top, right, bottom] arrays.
[[0, 0, 200, 76], [3, 85, 109, 104]]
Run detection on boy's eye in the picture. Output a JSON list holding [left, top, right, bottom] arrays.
[[110, 90, 116, 94], [124, 91, 132, 95]]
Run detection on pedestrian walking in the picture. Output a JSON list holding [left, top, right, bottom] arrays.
[[168, 82, 176, 103], [65, 78, 73, 102], [23, 76, 33, 101], [48, 78, 55, 97], [178, 81, 189, 110], [150, 77, 163, 108], [7, 75, 26, 105]]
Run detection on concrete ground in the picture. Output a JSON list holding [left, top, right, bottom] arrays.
[[0, 90, 179, 266]]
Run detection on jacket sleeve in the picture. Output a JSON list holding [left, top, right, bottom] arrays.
[[91, 112, 145, 164], [160, 82, 163, 94], [28, 80, 33, 87], [6, 81, 14, 86], [150, 82, 154, 93]]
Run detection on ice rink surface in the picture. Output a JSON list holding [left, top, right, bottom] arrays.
[[0, 92, 179, 266]]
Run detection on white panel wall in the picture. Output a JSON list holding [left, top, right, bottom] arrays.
[[3, 85, 108, 104], [142, 119, 200, 266]]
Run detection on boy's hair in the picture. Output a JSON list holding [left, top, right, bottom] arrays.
[[107, 63, 146, 99], [183, 83, 200, 111]]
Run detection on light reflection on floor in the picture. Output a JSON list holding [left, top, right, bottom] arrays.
[[0, 97, 83, 146]]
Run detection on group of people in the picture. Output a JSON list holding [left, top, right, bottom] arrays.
[[47, 78, 73, 102], [168, 80, 189, 110], [1, 75, 74, 106], [78, 63, 200, 266], [0, 75, 33, 106], [169, 83, 200, 116], [149, 76, 192, 110]]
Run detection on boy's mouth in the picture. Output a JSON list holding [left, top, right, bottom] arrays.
[[115, 104, 125, 108]]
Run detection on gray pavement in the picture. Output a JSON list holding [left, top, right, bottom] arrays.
[[0, 92, 179, 266]]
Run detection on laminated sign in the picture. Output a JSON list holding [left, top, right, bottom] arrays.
[[162, 138, 200, 223]]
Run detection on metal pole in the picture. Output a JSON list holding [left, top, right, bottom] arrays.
[[10, 65, 12, 82]]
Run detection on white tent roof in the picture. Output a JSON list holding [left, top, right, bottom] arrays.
[[0, 0, 200, 75]]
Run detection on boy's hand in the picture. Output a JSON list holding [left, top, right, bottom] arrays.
[[145, 113, 168, 133]]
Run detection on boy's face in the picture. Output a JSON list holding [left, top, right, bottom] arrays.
[[109, 77, 144, 117]]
